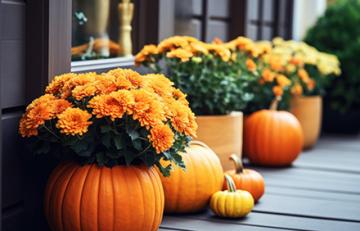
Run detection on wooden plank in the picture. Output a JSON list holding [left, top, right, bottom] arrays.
[[251, 166, 360, 194], [316, 135, 360, 151], [254, 193, 360, 221], [266, 185, 360, 203], [294, 149, 360, 173], [161, 216, 286, 231], [169, 209, 360, 231]]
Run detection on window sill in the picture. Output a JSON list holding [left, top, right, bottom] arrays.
[[71, 56, 135, 73]]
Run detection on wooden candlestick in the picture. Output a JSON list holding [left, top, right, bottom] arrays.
[[118, 0, 134, 57]]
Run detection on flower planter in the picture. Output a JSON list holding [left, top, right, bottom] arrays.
[[44, 162, 164, 231], [196, 112, 243, 171], [290, 96, 322, 149]]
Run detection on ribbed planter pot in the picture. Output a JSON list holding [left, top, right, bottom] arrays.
[[290, 96, 322, 149], [196, 111, 243, 171]]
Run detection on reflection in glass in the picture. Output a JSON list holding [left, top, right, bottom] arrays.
[[72, 0, 128, 61]]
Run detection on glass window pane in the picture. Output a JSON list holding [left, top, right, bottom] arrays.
[[72, 0, 134, 61]]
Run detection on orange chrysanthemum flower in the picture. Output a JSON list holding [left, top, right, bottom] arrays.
[[246, 59, 257, 72], [148, 124, 175, 153], [88, 90, 133, 120], [206, 44, 231, 62], [307, 79, 316, 91], [135, 44, 158, 65], [166, 48, 193, 62], [291, 84, 303, 96], [107, 68, 144, 89], [143, 74, 174, 98], [298, 68, 310, 83], [158, 36, 190, 53], [169, 100, 197, 137], [276, 74, 291, 87], [269, 56, 284, 72], [26, 94, 57, 110], [60, 72, 97, 98], [56, 108, 92, 136], [19, 102, 53, 137], [129, 89, 166, 129], [46, 73, 77, 95], [262, 69, 275, 82], [272, 86, 283, 97], [189, 42, 209, 55], [50, 99, 72, 115]]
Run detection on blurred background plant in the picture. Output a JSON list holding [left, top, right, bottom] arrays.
[[305, 0, 360, 114]]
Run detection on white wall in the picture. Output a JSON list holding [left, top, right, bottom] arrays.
[[292, 0, 327, 40]]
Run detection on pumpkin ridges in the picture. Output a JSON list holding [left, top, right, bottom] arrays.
[[79, 164, 95, 231], [44, 162, 70, 227], [80, 164, 100, 231], [147, 168, 164, 231], [98, 167, 114, 231], [62, 164, 92, 231], [185, 150, 198, 211], [134, 167, 146, 230], [59, 164, 78, 231]]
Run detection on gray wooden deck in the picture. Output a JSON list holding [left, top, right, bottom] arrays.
[[160, 135, 360, 231]]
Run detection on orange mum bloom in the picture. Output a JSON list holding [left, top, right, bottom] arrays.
[[246, 59, 257, 72], [50, 99, 72, 115], [107, 68, 144, 89], [189, 42, 209, 55], [88, 90, 133, 120], [129, 89, 166, 129], [276, 74, 291, 87], [143, 74, 174, 98], [148, 124, 175, 153], [46, 73, 77, 95], [272, 86, 283, 97], [169, 101, 197, 137], [19, 102, 53, 137], [56, 108, 92, 136], [269, 56, 284, 72], [135, 44, 158, 65], [307, 79, 316, 91], [158, 36, 190, 53], [206, 44, 231, 62], [291, 84, 303, 96], [166, 48, 193, 62], [262, 69, 275, 82], [298, 68, 310, 83]]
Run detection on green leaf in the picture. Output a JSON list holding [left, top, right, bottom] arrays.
[[101, 133, 111, 148], [100, 125, 112, 133], [113, 135, 125, 150], [123, 150, 137, 166]]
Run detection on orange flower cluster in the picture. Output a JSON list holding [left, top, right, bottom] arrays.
[[19, 69, 197, 154], [135, 36, 233, 64]]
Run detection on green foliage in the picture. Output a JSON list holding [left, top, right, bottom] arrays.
[[143, 54, 253, 116], [304, 0, 360, 113]]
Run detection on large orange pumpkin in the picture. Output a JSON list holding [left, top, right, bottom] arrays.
[[44, 162, 164, 231], [159, 141, 224, 213], [244, 98, 303, 166], [224, 154, 265, 202]]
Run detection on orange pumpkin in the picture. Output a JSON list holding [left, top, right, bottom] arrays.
[[159, 141, 224, 213], [244, 97, 304, 166], [224, 154, 265, 202], [44, 162, 164, 231]]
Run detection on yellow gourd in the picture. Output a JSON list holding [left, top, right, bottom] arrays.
[[210, 175, 254, 218]]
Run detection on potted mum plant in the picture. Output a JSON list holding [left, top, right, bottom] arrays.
[[19, 68, 197, 231], [270, 38, 341, 148], [305, 0, 360, 134], [135, 36, 252, 170], [225, 37, 292, 115]]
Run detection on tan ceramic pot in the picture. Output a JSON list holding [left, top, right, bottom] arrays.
[[195, 112, 243, 171], [290, 96, 322, 149]]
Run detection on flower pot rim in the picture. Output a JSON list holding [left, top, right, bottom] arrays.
[[196, 111, 243, 118], [292, 95, 322, 100]]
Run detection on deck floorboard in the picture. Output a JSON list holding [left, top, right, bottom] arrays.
[[161, 135, 360, 230]]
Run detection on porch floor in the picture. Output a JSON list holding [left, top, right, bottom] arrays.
[[160, 135, 360, 231]]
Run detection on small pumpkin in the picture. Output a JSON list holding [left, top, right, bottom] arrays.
[[244, 97, 304, 166], [210, 175, 254, 218], [224, 154, 265, 202], [159, 141, 224, 213], [44, 162, 164, 231]]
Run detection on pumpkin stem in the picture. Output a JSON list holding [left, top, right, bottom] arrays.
[[224, 174, 237, 193], [270, 96, 282, 111], [230, 154, 243, 174]]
